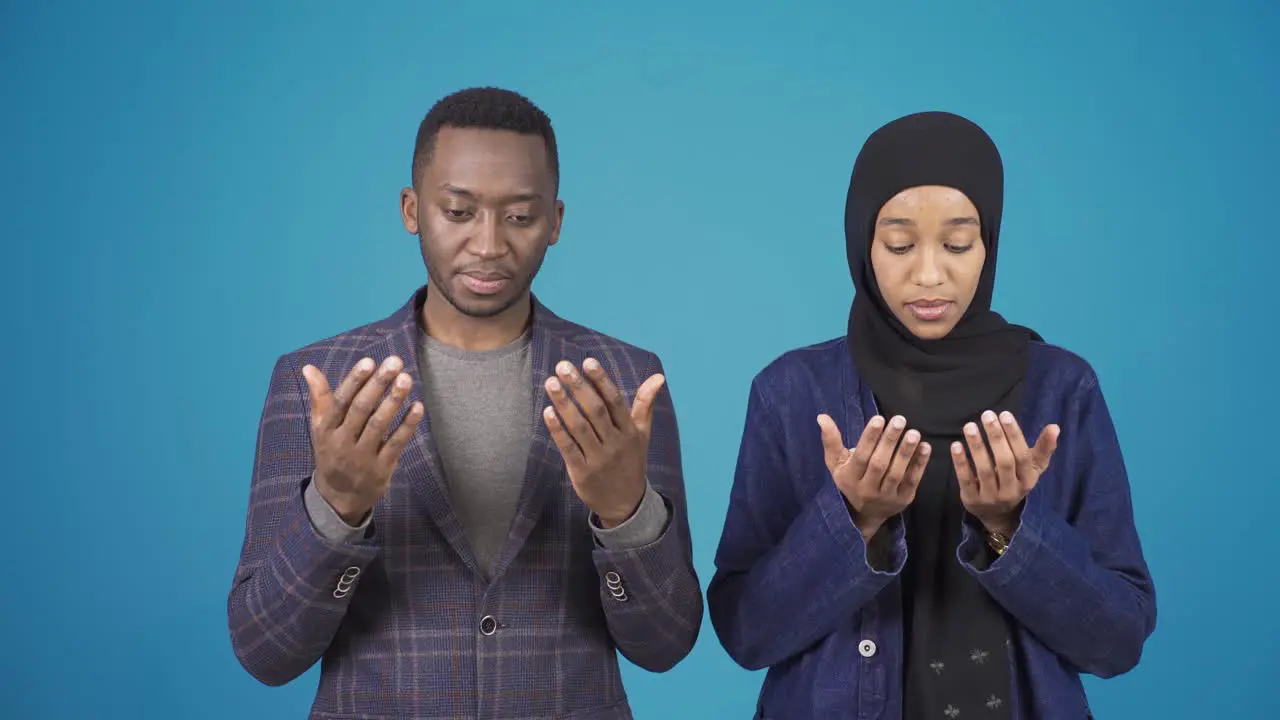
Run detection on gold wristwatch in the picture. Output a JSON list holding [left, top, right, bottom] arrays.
[[986, 530, 1011, 556]]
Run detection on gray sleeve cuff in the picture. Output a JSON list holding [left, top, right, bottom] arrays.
[[304, 479, 371, 544], [590, 481, 669, 550]]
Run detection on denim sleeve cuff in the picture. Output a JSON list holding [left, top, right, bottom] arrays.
[[815, 479, 907, 576], [304, 478, 372, 545], [591, 481, 669, 550], [958, 500, 1046, 587]]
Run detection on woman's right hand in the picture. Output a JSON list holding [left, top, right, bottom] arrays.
[[817, 413, 931, 541]]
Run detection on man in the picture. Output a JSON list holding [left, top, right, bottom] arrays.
[[227, 87, 703, 720]]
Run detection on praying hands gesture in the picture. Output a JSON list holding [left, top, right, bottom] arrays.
[[953, 409, 1061, 537], [819, 413, 931, 542], [542, 358, 666, 528]]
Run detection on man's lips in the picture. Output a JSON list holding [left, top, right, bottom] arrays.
[[458, 271, 511, 295]]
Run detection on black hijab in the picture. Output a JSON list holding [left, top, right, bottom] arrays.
[[844, 112, 1040, 719], [845, 111, 1041, 436]]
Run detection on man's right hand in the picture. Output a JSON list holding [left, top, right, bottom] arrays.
[[817, 413, 930, 542], [302, 356, 425, 526]]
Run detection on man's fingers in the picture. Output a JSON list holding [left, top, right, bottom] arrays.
[[328, 357, 378, 429], [377, 401, 424, 469], [817, 414, 849, 470], [543, 405, 586, 471], [340, 356, 402, 436], [546, 375, 602, 454], [629, 373, 667, 436], [557, 361, 617, 440], [302, 365, 334, 430], [1031, 424, 1061, 474], [358, 372, 413, 449], [582, 358, 631, 430]]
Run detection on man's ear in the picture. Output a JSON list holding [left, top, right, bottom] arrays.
[[400, 187, 419, 234], [548, 198, 565, 247]]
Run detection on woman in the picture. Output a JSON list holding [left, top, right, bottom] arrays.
[[707, 111, 1156, 719]]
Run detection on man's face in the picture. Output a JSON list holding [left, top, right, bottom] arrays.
[[401, 126, 564, 318], [869, 185, 987, 340]]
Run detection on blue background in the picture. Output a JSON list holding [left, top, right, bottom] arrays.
[[4, 1, 1277, 717]]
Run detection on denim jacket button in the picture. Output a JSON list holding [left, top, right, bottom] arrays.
[[858, 639, 877, 658]]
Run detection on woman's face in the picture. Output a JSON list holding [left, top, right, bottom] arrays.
[[869, 185, 987, 340]]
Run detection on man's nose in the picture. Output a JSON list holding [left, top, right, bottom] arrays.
[[468, 213, 506, 258]]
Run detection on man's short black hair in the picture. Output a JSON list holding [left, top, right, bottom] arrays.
[[411, 86, 559, 191]]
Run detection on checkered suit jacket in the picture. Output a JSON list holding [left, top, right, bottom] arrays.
[[227, 287, 703, 719]]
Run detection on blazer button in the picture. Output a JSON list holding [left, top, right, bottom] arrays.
[[479, 615, 498, 636], [858, 639, 877, 658]]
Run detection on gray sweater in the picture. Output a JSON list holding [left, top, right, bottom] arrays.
[[304, 328, 668, 578]]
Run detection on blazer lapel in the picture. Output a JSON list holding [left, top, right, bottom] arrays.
[[488, 298, 566, 583], [378, 291, 481, 576]]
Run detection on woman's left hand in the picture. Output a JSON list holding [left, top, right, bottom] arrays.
[[952, 410, 1060, 537]]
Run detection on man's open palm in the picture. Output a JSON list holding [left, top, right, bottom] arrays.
[[303, 355, 424, 525]]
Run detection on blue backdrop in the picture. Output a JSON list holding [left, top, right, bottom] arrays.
[[4, 1, 1276, 717]]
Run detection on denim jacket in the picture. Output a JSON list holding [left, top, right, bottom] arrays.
[[707, 337, 1156, 719]]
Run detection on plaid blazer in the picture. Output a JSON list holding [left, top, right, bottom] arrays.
[[228, 287, 703, 719]]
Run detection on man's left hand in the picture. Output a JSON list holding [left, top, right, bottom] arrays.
[[953, 410, 1060, 537], [543, 358, 664, 528]]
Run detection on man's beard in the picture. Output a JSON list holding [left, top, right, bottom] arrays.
[[421, 242, 548, 319]]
